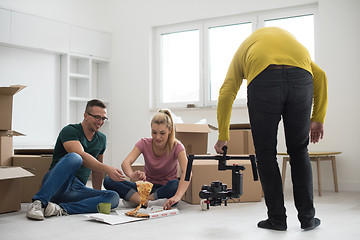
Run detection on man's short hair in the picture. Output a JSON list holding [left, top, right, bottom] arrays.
[[85, 99, 106, 113]]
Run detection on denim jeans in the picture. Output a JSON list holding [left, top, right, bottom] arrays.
[[103, 176, 179, 201], [247, 67, 315, 225], [32, 152, 119, 214]]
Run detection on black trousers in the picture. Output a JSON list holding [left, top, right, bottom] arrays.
[[247, 67, 315, 226]]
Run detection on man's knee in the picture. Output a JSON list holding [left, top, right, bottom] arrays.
[[64, 152, 83, 168], [104, 190, 119, 208]]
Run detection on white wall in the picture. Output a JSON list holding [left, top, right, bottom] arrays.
[[0, 0, 359, 192], [0, 45, 60, 148]]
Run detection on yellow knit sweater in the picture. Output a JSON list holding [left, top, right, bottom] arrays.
[[217, 27, 328, 141]]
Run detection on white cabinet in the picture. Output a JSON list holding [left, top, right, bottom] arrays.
[[61, 54, 112, 164], [70, 26, 110, 59], [0, 9, 111, 57], [11, 12, 69, 53], [0, 8, 11, 43]]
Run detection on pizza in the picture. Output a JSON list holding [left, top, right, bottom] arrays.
[[125, 211, 150, 218], [125, 181, 153, 218], [136, 181, 153, 204]]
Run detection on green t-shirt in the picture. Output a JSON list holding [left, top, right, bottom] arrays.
[[50, 123, 106, 184]]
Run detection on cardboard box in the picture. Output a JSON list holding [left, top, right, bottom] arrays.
[[175, 123, 217, 155], [0, 167, 34, 214], [182, 159, 262, 204], [0, 85, 26, 130], [0, 130, 25, 166], [227, 124, 255, 155], [12, 154, 52, 202]]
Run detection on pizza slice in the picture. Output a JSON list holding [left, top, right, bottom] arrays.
[[125, 181, 153, 218]]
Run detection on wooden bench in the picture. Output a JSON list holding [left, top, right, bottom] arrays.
[[278, 151, 341, 196]]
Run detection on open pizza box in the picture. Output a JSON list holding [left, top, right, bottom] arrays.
[[84, 206, 179, 225], [85, 181, 178, 225]]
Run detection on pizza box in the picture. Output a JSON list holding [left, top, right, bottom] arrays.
[[85, 207, 179, 225]]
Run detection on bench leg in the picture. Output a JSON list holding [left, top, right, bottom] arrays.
[[331, 156, 339, 192], [281, 157, 289, 191], [315, 158, 322, 196]]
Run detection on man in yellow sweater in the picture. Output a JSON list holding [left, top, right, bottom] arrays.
[[214, 27, 327, 231]]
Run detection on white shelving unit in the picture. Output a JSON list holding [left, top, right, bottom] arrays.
[[61, 54, 112, 165]]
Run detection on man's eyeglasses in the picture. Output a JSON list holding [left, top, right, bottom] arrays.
[[86, 112, 108, 122]]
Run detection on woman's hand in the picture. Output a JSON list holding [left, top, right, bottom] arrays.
[[163, 195, 180, 210], [130, 170, 146, 182]]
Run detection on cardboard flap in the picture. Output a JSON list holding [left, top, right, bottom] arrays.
[[208, 124, 218, 130], [0, 167, 34, 180], [175, 123, 210, 133], [0, 85, 26, 95], [229, 123, 251, 130], [0, 130, 25, 137], [14, 148, 53, 155]]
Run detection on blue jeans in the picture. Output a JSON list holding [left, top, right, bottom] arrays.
[[103, 176, 179, 201], [247, 67, 315, 226], [32, 153, 119, 214]]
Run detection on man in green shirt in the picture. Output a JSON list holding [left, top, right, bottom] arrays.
[[26, 99, 125, 220]]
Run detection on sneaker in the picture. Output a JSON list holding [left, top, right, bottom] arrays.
[[122, 199, 139, 208], [147, 198, 168, 207], [26, 200, 44, 220], [44, 202, 67, 217]]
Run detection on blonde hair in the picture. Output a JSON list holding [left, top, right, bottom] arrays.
[[151, 109, 177, 153]]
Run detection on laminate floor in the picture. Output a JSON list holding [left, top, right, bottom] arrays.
[[1, 189, 359, 240]]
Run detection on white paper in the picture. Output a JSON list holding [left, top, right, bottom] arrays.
[[84, 212, 145, 225]]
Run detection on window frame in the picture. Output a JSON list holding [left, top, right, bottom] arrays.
[[152, 5, 318, 110]]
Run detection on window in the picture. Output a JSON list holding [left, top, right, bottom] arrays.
[[208, 22, 252, 104], [161, 30, 200, 104], [153, 6, 316, 109]]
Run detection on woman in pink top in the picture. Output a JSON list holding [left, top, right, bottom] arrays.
[[104, 109, 190, 210]]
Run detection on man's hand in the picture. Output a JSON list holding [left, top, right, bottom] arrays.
[[130, 170, 146, 182], [310, 121, 324, 143], [214, 140, 227, 154], [106, 166, 126, 181]]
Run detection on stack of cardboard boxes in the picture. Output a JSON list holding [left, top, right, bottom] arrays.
[[12, 150, 53, 203], [0, 85, 34, 214], [133, 122, 262, 205]]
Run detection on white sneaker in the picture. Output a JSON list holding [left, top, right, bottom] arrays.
[[26, 200, 44, 220], [122, 199, 139, 208], [147, 198, 168, 207], [44, 202, 67, 217]]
